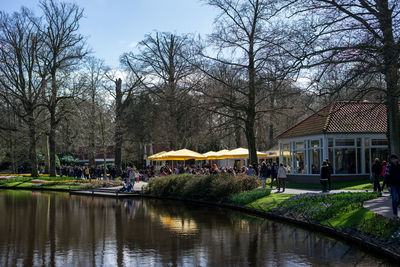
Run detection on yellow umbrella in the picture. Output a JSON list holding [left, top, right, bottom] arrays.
[[200, 151, 218, 160], [159, 149, 206, 161], [218, 148, 267, 159], [147, 151, 167, 160], [214, 149, 230, 159]]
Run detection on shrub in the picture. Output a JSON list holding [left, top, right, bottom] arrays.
[[147, 174, 259, 201]]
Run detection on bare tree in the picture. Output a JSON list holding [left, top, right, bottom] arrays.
[[197, 0, 296, 164], [104, 71, 142, 175], [285, 0, 400, 155], [82, 57, 106, 166], [122, 32, 200, 149], [36, 0, 88, 176], [0, 10, 45, 177]]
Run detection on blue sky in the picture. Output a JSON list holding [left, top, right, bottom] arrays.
[[1, 0, 218, 68]]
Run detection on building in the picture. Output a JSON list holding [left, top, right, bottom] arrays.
[[277, 102, 389, 183], [144, 143, 171, 166], [78, 146, 115, 165]]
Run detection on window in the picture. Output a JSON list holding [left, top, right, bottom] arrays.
[[335, 148, 356, 174], [281, 143, 289, 150], [296, 142, 305, 149], [311, 140, 320, 148], [310, 148, 321, 174], [282, 151, 291, 172], [371, 148, 389, 163], [328, 138, 333, 147], [295, 151, 306, 174], [371, 139, 388, 146], [335, 139, 355, 146]]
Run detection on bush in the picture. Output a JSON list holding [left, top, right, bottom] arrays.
[[229, 188, 271, 205], [147, 173, 260, 201]]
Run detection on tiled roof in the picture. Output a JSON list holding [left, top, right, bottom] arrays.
[[278, 102, 387, 139]]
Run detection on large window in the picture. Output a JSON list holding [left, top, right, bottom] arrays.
[[335, 148, 356, 174], [310, 148, 321, 174], [295, 151, 306, 174], [280, 144, 291, 173]]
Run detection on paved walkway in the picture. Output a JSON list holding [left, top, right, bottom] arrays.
[[363, 193, 394, 218]]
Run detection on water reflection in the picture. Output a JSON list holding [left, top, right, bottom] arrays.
[[0, 190, 394, 266]]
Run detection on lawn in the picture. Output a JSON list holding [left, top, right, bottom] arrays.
[[264, 178, 374, 191], [246, 193, 294, 211]]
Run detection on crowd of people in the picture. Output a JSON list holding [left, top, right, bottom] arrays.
[[56, 165, 119, 179]]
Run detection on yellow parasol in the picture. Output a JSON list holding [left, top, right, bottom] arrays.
[[158, 149, 206, 161], [217, 148, 267, 159], [147, 151, 168, 160], [200, 151, 218, 160]]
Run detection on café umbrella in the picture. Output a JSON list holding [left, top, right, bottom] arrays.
[[158, 149, 206, 166], [147, 151, 167, 161], [217, 148, 267, 159]]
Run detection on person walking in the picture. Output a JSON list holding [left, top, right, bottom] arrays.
[[320, 161, 329, 193], [326, 159, 333, 191], [277, 164, 287, 192], [372, 158, 382, 192], [386, 154, 400, 218], [270, 162, 278, 188], [260, 161, 269, 188]]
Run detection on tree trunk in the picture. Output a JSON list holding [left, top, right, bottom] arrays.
[[268, 93, 275, 149], [246, 37, 258, 165], [27, 116, 39, 177], [44, 135, 50, 173], [378, 1, 400, 156], [88, 91, 96, 166], [114, 78, 123, 175], [49, 111, 57, 177]]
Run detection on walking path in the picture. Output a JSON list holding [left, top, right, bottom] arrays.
[[363, 193, 394, 218]]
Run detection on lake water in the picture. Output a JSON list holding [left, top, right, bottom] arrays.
[[0, 190, 395, 266]]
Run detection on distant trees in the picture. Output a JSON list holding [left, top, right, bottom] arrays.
[[0, 10, 45, 177], [195, 0, 298, 164], [122, 32, 201, 149], [36, 0, 87, 176]]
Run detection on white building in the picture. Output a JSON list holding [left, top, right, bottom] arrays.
[[278, 102, 389, 183]]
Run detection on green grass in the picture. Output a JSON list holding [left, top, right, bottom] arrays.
[[229, 188, 271, 205], [246, 193, 294, 211], [322, 207, 373, 228], [262, 178, 374, 191]]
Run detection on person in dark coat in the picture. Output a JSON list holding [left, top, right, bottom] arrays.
[[372, 158, 382, 192], [326, 159, 333, 191], [386, 154, 400, 218], [320, 161, 329, 193]]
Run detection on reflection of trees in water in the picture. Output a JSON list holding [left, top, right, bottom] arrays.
[[0, 191, 391, 266]]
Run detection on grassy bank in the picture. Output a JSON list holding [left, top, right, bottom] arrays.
[[0, 176, 122, 190]]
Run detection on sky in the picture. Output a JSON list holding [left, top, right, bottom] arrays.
[[0, 0, 219, 68]]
